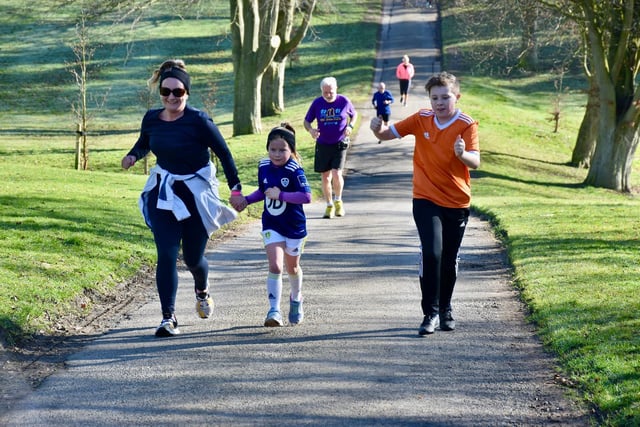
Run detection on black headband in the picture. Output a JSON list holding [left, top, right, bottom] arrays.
[[160, 67, 191, 94], [267, 126, 296, 152]]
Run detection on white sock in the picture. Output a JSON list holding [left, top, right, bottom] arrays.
[[289, 270, 303, 302], [267, 272, 282, 311]]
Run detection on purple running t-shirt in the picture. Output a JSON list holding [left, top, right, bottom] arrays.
[[304, 95, 356, 145]]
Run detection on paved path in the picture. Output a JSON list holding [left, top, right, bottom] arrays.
[[1, 1, 591, 425]]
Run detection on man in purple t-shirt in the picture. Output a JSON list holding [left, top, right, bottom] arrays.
[[303, 77, 358, 219]]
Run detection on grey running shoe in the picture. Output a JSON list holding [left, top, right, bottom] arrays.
[[155, 316, 180, 337], [196, 293, 214, 319]]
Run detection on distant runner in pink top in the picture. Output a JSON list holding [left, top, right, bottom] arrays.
[[395, 54, 415, 106]]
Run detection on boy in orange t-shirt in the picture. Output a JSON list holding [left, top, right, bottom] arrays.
[[370, 72, 480, 336]]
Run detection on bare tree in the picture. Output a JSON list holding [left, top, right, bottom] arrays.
[[261, 0, 317, 116], [229, 0, 281, 136], [68, 10, 94, 171], [63, 0, 162, 170], [539, 0, 640, 192], [517, 2, 540, 71], [446, 0, 575, 75]]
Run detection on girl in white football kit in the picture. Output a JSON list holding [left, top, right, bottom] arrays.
[[233, 123, 312, 326]]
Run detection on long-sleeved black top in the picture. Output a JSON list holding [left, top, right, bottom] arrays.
[[127, 105, 240, 190]]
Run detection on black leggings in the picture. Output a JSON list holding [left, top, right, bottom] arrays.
[[398, 79, 410, 96], [412, 198, 469, 316], [147, 182, 210, 317]]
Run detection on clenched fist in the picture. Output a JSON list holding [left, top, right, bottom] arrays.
[[454, 135, 465, 158], [370, 116, 383, 132]]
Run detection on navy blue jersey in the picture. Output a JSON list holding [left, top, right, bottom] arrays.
[[258, 157, 310, 239], [372, 90, 394, 116]]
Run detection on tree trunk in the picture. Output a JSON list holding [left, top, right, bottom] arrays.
[[233, 60, 263, 135], [260, 0, 317, 117], [261, 60, 286, 116], [570, 78, 598, 168], [585, 72, 639, 192], [585, 122, 639, 192]]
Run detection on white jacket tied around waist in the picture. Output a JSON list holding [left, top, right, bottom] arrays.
[[139, 162, 237, 237]]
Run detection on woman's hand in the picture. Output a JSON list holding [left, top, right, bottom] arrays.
[[229, 194, 247, 212], [121, 155, 136, 170]]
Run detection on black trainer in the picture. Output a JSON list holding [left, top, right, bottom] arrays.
[[439, 310, 456, 331], [418, 314, 439, 335]]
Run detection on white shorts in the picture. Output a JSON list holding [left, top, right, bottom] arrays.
[[261, 229, 306, 257]]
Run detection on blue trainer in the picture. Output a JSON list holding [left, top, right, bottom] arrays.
[[288, 296, 304, 325]]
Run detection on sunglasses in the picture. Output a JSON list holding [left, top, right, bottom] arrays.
[[159, 87, 187, 97]]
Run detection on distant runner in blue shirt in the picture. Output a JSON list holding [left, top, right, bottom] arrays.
[[371, 82, 394, 143], [234, 123, 312, 327]]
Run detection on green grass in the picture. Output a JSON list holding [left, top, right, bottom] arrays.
[[1, 0, 639, 425], [464, 77, 640, 425]]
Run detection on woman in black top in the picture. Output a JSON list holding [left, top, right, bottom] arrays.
[[122, 59, 245, 337]]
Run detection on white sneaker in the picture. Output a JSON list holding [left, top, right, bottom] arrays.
[[264, 309, 283, 327]]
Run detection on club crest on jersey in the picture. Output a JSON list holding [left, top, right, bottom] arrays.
[[424, 132, 430, 140], [280, 178, 290, 187]]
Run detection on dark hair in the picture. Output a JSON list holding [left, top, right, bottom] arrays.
[[425, 72, 460, 95], [267, 122, 300, 162], [148, 59, 191, 94]]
